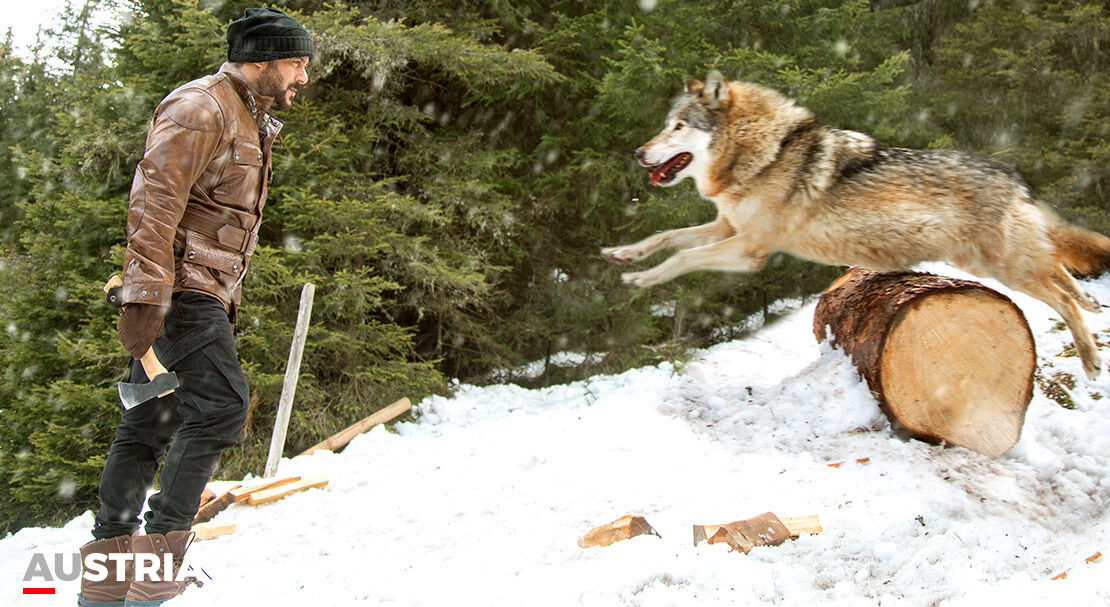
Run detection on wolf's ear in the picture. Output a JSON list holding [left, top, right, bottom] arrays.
[[702, 71, 730, 110], [684, 77, 705, 95]]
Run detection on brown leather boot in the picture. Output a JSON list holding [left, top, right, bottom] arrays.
[[78, 534, 133, 606], [124, 530, 196, 606]]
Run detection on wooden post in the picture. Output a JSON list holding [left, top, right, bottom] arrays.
[[264, 283, 315, 478]]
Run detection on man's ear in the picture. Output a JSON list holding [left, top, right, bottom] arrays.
[[702, 71, 730, 110]]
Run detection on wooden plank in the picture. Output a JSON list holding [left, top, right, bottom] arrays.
[[246, 475, 329, 506], [779, 515, 823, 537], [228, 476, 301, 503], [298, 398, 412, 456], [191, 522, 236, 540]]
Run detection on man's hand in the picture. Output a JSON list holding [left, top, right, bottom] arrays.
[[117, 303, 169, 360]]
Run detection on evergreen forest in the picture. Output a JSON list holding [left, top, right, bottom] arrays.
[[3, 0, 1109, 533]]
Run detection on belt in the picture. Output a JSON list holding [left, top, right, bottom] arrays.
[[180, 205, 258, 254]]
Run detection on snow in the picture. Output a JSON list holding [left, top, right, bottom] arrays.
[[3, 263, 1109, 606]]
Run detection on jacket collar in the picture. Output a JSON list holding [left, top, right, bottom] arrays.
[[218, 62, 277, 121]]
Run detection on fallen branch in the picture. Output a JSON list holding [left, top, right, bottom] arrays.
[[298, 398, 412, 456]]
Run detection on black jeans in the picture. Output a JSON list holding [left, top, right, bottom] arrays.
[[93, 292, 250, 539]]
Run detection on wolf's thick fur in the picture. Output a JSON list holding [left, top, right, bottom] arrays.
[[602, 73, 1110, 379]]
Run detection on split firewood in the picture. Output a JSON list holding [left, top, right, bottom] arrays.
[[814, 268, 1035, 458], [192, 484, 241, 525], [299, 398, 412, 456], [192, 477, 307, 524], [197, 487, 217, 510], [827, 457, 871, 468], [578, 515, 661, 549], [1047, 550, 1101, 581], [694, 512, 821, 553], [246, 475, 329, 506], [191, 522, 236, 541]]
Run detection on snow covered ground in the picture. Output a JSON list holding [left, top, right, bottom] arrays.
[[3, 263, 1109, 606]]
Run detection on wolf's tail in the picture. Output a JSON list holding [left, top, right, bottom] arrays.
[[1052, 222, 1110, 277]]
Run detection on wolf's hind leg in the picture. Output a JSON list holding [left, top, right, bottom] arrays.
[[1020, 271, 1102, 379], [1051, 266, 1101, 313], [620, 236, 766, 287], [602, 217, 735, 262]]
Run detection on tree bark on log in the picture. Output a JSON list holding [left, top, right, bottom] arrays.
[[813, 268, 1035, 458]]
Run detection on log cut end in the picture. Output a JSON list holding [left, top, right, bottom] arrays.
[[815, 268, 1035, 458], [880, 290, 1034, 457]]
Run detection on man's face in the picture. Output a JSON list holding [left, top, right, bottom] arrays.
[[256, 56, 310, 110]]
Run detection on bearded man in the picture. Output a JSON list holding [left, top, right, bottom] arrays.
[[78, 8, 312, 606]]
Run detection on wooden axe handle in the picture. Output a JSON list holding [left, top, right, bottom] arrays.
[[102, 274, 123, 292], [139, 348, 170, 380]]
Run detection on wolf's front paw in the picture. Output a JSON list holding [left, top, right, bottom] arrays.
[[602, 245, 646, 263], [621, 271, 659, 288]]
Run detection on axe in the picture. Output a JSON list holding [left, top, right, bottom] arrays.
[[104, 275, 180, 409]]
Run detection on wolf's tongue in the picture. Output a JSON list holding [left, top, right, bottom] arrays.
[[649, 153, 692, 186], [650, 166, 667, 187]]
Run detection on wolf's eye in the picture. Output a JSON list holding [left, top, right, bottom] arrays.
[[674, 122, 685, 131]]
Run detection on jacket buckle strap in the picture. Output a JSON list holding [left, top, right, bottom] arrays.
[[216, 224, 252, 253]]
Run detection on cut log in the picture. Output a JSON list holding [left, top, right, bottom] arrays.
[[298, 398, 412, 456], [693, 512, 818, 553], [578, 515, 660, 548], [813, 268, 1035, 458]]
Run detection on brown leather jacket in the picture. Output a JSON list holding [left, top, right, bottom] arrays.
[[121, 63, 282, 321]]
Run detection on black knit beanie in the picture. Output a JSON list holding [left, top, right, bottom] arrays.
[[227, 8, 314, 63]]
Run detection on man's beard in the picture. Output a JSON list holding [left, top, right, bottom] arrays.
[[257, 64, 296, 110]]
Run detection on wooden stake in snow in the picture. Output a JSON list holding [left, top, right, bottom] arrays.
[[264, 283, 315, 478], [813, 268, 1035, 458]]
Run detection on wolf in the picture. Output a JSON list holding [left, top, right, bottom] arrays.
[[602, 72, 1110, 379]]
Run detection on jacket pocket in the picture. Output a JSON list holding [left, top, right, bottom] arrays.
[[178, 230, 246, 303], [211, 138, 264, 211], [230, 138, 263, 167]]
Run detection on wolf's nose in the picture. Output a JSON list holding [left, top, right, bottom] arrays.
[[634, 148, 645, 161]]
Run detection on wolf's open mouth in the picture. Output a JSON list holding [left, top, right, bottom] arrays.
[[649, 153, 693, 186]]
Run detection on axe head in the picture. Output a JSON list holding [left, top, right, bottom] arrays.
[[118, 371, 179, 410]]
